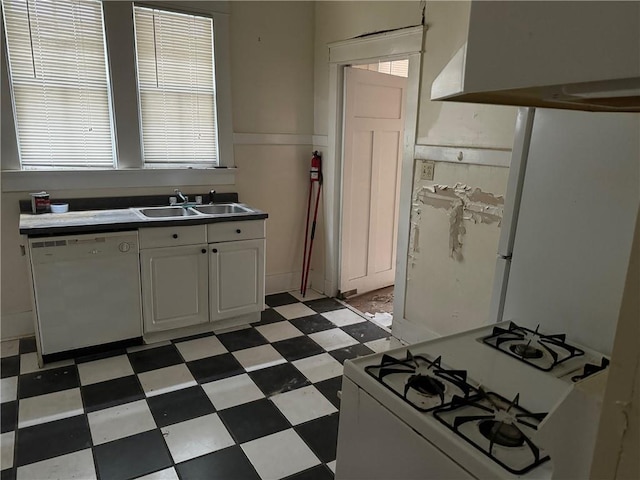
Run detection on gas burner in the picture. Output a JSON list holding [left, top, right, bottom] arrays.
[[479, 420, 525, 448], [365, 351, 477, 412], [509, 343, 544, 359], [481, 322, 585, 371], [433, 391, 550, 475], [408, 374, 446, 398]]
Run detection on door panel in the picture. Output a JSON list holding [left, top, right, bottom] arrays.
[[347, 130, 373, 281], [219, 249, 258, 310], [141, 245, 209, 333], [210, 239, 265, 321], [354, 84, 403, 119], [374, 130, 401, 274], [341, 67, 406, 295]]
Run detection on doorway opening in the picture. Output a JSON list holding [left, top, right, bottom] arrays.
[[339, 58, 409, 330]]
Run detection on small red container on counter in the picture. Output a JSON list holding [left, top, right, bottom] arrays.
[[30, 192, 51, 214]]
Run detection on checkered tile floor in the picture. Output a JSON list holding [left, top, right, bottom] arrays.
[[0, 292, 397, 480]]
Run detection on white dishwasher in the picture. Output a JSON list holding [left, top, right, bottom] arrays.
[[29, 231, 142, 356]]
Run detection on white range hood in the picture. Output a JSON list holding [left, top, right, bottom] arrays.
[[431, 1, 640, 112]]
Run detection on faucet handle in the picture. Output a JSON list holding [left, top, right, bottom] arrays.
[[173, 189, 188, 204]]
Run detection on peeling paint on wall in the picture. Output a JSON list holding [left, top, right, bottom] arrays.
[[410, 182, 504, 261], [407, 208, 421, 276]]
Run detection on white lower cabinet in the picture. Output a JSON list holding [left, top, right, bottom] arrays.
[[209, 238, 265, 321], [139, 220, 266, 335], [140, 244, 210, 333]]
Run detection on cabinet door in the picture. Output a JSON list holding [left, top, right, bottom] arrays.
[[141, 244, 209, 332], [209, 239, 265, 321]]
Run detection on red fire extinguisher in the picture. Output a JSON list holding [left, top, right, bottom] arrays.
[[301, 152, 323, 297], [310, 151, 321, 182]]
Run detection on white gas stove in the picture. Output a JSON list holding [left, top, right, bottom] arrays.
[[334, 321, 609, 480]]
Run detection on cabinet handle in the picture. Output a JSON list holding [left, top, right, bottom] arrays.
[[172, 234, 178, 239], [201, 248, 207, 254], [236, 229, 241, 234], [212, 248, 218, 253]]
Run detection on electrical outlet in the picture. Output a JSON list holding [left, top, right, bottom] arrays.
[[420, 160, 435, 181]]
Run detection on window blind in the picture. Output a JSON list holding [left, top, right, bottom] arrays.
[[353, 59, 409, 78], [2, 0, 115, 169], [134, 6, 218, 166]]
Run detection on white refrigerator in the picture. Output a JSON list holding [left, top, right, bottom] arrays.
[[488, 108, 640, 355]]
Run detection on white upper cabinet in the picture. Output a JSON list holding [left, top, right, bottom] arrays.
[[431, 1, 640, 112]]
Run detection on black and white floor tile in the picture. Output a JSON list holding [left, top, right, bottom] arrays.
[[0, 292, 399, 480]]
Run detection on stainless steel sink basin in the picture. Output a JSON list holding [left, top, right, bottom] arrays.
[[136, 207, 200, 218], [132, 202, 260, 220], [194, 204, 252, 215]]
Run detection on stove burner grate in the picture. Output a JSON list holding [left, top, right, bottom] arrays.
[[481, 321, 585, 371], [365, 351, 476, 412], [433, 391, 550, 475], [571, 357, 610, 382]]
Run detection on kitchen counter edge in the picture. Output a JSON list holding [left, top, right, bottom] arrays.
[[19, 210, 269, 237]]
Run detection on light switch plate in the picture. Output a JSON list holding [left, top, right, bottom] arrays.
[[420, 160, 435, 181]]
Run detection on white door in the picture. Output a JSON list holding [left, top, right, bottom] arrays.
[[209, 239, 265, 322], [140, 245, 209, 332], [340, 67, 406, 296]]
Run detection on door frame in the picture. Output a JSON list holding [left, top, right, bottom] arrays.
[[324, 26, 424, 328]]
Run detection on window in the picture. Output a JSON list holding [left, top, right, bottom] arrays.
[[134, 6, 218, 167], [1, 1, 233, 185], [2, 0, 115, 169], [353, 59, 409, 78]]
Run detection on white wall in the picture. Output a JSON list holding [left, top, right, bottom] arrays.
[[313, 1, 422, 136], [404, 162, 509, 337], [417, 2, 517, 148], [230, 1, 315, 294], [590, 208, 640, 480], [311, 1, 516, 339], [311, 1, 422, 294], [0, 1, 316, 339], [231, 1, 314, 135], [1, 0, 519, 340], [399, 1, 516, 339]]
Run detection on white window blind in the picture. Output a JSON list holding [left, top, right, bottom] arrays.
[[353, 59, 409, 78], [134, 6, 218, 167], [2, 0, 115, 169]]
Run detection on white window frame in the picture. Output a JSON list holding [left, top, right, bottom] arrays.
[[0, 1, 235, 191]]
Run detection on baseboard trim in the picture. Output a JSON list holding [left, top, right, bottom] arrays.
[[1, 311, 35, 341], [266, 269, 327, 297], [266, 271, 301, 295], [308, 270, 325, 295], [323, 279, 338, 299]]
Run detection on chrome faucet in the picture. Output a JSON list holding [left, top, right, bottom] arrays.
[[174, 189, 188, 205], [209, 190, 216, 204]]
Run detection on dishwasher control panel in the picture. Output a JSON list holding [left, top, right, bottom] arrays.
[[30, 232, 139, 263]]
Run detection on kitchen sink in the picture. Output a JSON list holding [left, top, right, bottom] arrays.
[[132, 203, 260, 220], [136, 207, 200, 218], [194, 203, 252, 215]]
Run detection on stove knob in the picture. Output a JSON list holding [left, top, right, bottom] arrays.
[[118, 242, 131, 253]]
